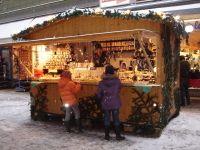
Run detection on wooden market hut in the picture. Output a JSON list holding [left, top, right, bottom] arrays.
[[2, 9, 186, 135]]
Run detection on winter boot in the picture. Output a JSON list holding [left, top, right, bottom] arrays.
[[75, 119, 83, 133], [115, 126, 125, 141], [104, 126, 110, 141]]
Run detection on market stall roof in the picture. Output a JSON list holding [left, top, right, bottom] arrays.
[[7, 8, 186, 43], [0, 29, 159, 47]]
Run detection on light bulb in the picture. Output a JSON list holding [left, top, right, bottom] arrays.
[[185, 25, 194, 33]]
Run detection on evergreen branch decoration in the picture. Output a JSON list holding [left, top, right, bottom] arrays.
[[12, 8, 186, 40], [30, 83, 48, 120], [173, 37, 181, 81], [160, 21, 182, 128], [160, 24, 173, 127], [128, 88, 160, 130], [79, 95, 102, 119], [174, 88, 181, 115]]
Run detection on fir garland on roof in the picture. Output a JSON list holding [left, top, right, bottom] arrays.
[[12, 8, 187, 40]]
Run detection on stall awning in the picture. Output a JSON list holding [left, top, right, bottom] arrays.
[[0, 29, 159, 47]]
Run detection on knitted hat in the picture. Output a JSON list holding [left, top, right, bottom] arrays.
[[105, 65, 115, 75], [60, 70, 72, 79]]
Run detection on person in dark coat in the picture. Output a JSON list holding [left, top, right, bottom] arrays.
[[97, 65, 125, 141], [180, 56, 191, 106]]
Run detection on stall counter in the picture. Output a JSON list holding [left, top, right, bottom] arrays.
[[30, 79, 163, 123]]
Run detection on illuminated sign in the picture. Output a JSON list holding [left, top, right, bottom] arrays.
[[100, 0, 135, 8]]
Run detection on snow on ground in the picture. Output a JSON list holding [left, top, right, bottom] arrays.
[[0, 89, 200, 150]]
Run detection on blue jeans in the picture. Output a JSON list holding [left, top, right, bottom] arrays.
[[103, 109, 120, 127], [64, 104, 80, 121]]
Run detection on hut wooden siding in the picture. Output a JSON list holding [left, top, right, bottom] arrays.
[[39, 82, 162, 122], [25, 16, 161, 40]]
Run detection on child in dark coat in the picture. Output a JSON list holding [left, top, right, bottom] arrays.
[[97, 65, 125, 141]]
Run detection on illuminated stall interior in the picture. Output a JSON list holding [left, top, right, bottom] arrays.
[[12, 34, 158, 84]]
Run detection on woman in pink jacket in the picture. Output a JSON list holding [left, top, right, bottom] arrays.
[[58, 70, 82, 133]]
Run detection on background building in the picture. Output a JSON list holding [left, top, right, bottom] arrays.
[[0, 0, 99, 24], [0, 0, 200, 24]]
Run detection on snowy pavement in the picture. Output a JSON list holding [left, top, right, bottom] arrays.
[[0, 89, 200, 150]]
